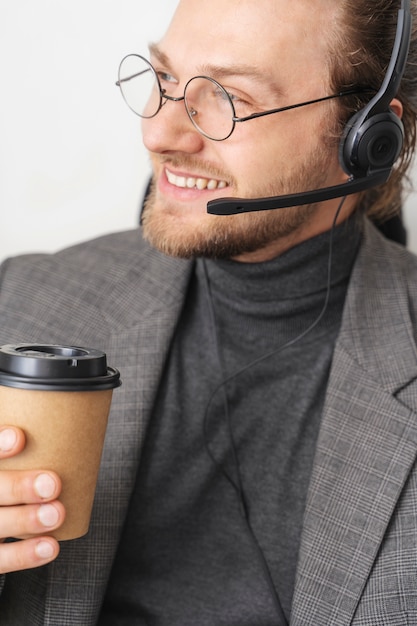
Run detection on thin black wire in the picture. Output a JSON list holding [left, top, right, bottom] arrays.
[[201, 196, 348, 626]]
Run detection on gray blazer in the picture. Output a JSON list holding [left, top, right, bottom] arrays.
[[1, 218, 417, 625]]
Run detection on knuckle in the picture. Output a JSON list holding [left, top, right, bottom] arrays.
[[0, 470, 29, 505], [0, 504, 34, 539]]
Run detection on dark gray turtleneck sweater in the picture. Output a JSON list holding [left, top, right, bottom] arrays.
[[100, 215, 363, 626]]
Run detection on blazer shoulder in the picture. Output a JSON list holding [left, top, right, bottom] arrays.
[[0, 229, 192, 342], [360, 219, 417, 296]]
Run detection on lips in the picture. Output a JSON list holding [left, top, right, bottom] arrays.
[[165, 168, 228, 191]]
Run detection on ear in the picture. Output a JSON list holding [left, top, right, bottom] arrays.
[[390, 97, 403, 119]]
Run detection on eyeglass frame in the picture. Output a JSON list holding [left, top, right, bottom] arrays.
[[116, 53, 375, 141]]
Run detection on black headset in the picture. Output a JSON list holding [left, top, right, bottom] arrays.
[[208, 0, 412, 216], [340, 0, 411, 178]]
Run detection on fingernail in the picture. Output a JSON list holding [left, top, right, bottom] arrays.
[[0, 428, 17, 452], [38, 504, 60, 527], [34, 474, 56, 499], [35, 541, 55, 559]]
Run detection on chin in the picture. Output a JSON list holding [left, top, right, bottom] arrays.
[[141, 205, 276, 260], [141, 207, 221, 258]]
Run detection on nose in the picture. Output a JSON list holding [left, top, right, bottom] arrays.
[[142, 98, 205, 155]]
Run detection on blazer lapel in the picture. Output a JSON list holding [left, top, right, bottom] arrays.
[[291, 221, 417, 625], [291, 352, 417, 625]]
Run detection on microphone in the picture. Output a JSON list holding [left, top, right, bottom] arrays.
[[206, 168, 391, 215]]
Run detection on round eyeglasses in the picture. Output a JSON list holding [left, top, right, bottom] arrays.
[[116, 54, 370, 142]]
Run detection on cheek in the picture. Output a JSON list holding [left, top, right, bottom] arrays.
[[235, 114, 341, 189], [222, 133, 292, 192]]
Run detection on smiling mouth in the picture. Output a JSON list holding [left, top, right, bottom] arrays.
[[166, 168, 228, 191]]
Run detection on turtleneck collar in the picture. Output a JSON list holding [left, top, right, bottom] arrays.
[[197, 212, 364, 304]]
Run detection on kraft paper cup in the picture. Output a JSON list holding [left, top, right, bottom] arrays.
[[0, 344, 121, 540]]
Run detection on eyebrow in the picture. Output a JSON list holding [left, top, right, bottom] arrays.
[[148, 42, 285, 97], [148, 43, 172, 69]]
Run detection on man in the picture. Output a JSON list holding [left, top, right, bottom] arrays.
[[0, 0, 417, 623]]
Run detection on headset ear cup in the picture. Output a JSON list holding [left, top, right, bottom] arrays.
[[340, 110, 404, 177]]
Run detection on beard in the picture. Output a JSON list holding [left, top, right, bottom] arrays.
[[141, 144, 335, 260]]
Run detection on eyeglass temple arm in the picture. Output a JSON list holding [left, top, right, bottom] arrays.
[[115, 69, 152, 87], [233, 89, 376, 123]]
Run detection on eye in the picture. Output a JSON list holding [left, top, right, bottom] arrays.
[[227, 91, 242, 103], [210, 84, 249, 109], [221, 88, 256, 117], [156, 70, 178, 88], [212, 85, 243, 104]]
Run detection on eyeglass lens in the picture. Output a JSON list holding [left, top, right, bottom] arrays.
[[118, 55, 162, 118], [184, 76, 235, 140], [117, 55, 236, 140]]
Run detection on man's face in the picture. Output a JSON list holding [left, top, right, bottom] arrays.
[[141, 0, 351, 261]]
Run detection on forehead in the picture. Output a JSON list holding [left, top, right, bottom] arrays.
[[158, 0, 338, 91]]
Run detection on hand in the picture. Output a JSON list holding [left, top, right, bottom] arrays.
[[0, 427, 65, 574]]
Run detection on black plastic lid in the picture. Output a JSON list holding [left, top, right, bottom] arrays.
[[0, 344, 121, 391]]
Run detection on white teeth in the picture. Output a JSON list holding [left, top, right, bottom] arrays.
[[196, 178, 208, 190], [166, 168, 227, 190]]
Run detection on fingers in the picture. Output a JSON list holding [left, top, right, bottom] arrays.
[[0, 427, 26, 459], [0, 537, 60, 574], [0, 471, 65, 540], [0, 426, 64, 572], [0, 425, 62, 507], [0, 500, 66, 540], [0, 470, 62, 506]]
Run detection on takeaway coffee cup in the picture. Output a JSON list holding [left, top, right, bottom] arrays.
[[0, 343, 121, 540]]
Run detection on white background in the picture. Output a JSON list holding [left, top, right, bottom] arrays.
[[1, 1, 417, 262]]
